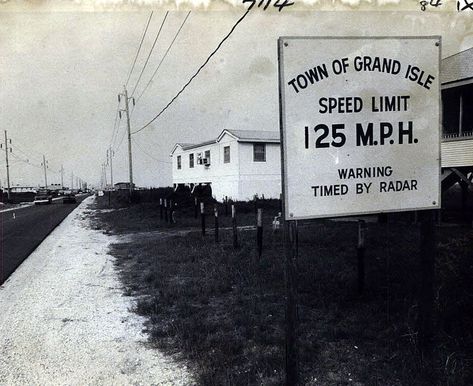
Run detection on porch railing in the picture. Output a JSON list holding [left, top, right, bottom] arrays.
[[442, 130, 473, 140]]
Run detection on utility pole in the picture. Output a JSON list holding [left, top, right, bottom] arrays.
[[60, 165, 64, 188], [42, 155, 48, 189], [107, 147, 114, 190], [119, 86, 134, 198], [102, 162, 107, 189], [71, 172, 74, 190], [3, 130, 11, 201]]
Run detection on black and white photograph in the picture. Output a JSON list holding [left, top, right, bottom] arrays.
[[0, 2, 472, 385]]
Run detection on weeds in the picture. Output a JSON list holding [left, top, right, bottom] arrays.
[[91, 193, 473, 385]]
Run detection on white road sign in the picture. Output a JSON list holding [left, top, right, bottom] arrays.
[[278, 37, 441, 220]]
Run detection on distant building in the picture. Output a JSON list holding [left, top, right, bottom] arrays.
[[114, 182, 136, 190], [170, 129, 281, 201], [10, 186, 38, 193], [441, 47, 473, 190], [6, 186, 37, 203], [48, 183, 63, 193]]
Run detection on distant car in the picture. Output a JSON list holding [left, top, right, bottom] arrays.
[[34, 189, 53, 205], [62, 190, 77, 204]]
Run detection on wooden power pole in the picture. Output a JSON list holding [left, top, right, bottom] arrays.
[[123, 86, 134, 198], [42, 155, 48, 189], [107, 147, 114, 189], [3, 130, 11, 201]]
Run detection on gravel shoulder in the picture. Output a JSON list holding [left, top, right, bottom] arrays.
[[0, 196, 193, 386]]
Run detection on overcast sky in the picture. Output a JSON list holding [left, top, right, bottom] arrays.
[[0, 8, 471, 188]]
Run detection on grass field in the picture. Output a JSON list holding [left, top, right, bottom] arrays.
[[91, 192, 473, 385]]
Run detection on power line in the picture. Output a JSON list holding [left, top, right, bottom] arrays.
[[110, 104, 121, 148], [132, 9, 250, 135], [131, 137, 171, 164], [130, 11, 169, 98], [12, 138, 43, 159], [115, 124, 128, 153], [12, 144, 37, 162], [10, 152, 42, 169], [125, 11, 154, 88], [135, 11, 191, 105]]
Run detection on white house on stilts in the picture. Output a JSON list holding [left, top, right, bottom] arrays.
[[441, 47, 473, 196], [170, 129, 281, 201]]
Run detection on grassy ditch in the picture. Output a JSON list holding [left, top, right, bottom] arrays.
[[92, 195, 473, 385]]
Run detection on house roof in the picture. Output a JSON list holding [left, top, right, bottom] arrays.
[[170, 129, 280, 156], [441, 47, 473, 86], [170, 142, 196, 155], [221, 129, 280, 143], [181, 140, 216, 151]]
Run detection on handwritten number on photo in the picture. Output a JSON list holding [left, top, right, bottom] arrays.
[[419, 0, 442, 11], [243, 0, 295, 12], [457, 0, 473, 11]]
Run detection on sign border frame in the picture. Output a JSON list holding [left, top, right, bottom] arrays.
[[278, 35, 442, 221]]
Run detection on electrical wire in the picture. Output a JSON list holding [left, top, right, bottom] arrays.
[[11, 144, 36, 163], [130, 11, 169, 98], [135, 11, 191, 105], [110, 104, 120, 148], [132, 9, 250, 135], [131, 137, 171, 164], [115, 125, 128, 153], [10, 152, 42, 169], [11, 138, 43, 159], [125, 11, 154, 88]]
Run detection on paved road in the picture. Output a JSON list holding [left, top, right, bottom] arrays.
[[0, 195, 88, 285]]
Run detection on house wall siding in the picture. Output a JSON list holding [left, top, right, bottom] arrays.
[[171, 134, 281, 201], [237, 142, 281, 200], [172, 134, 241, 199], [441, 139, 473, 167]]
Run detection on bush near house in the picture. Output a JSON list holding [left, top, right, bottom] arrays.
[[92, 189, 473, 385]]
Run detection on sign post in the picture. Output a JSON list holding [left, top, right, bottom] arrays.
[[278, 36, 441, 384]]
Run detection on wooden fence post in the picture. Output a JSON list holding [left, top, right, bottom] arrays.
[[357, 219, 366, 294], [257, 208, 263, 258], [201, 202, 206, 236], [214, 205, 219, 242], [232, 204, 238, 248], [164, 199, 168, 223], [170, 200, 175, 224], [159, 198, 163, 220]]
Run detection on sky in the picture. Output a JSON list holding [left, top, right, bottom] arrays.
[[0, 5, 472, 188]]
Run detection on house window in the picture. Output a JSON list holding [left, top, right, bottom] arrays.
[[189, 153, 194, 168], [224, 146, 230, 163], [204, 150, 211, 164], [177, 155, 181, 169], [253, 143, 266, 162]]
